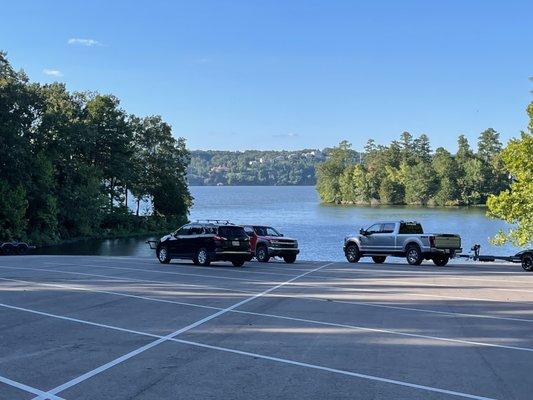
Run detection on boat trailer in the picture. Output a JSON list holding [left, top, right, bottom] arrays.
[[458, 244, 533, 271]]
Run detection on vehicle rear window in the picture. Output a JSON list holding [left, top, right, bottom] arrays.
[[218, 226, 247, 238], [399, 223, 423, 234]]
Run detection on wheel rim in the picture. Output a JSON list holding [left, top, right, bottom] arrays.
[[159, 248, 167, 261], [408, 249, 418, 263], [258, 249, 266, 260], [198, 250, 207, 264], [524, 257, 533, 270], [347, 247, 357, 261]]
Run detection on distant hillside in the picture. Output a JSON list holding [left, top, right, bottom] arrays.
[[188, 149, 327, 185]]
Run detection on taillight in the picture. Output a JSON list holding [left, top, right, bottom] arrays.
[[429, 236, 435, 247]]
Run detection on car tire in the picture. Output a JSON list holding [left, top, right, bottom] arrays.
[[345, 243, 360, 263], [432, 255, 449, 267], [522, 253, 533, 272], [406, 244, 423, 266], [231, 259, 246, 267], [194, 248, 211, 266], [372, 256, 386, 264], [157, 245, 171, 264], [283, 254, 297, 264], [256, 245, 270, 263]]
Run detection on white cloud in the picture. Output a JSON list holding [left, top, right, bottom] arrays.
[[273, 132, 299, 138], [43, 69, 63, 77], [68, 38, 101, 47]]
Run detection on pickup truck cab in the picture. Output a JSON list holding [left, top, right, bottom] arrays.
[[343, 221, 461, 266], [243, 225, 299, 263]]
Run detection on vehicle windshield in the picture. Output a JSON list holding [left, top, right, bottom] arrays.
[[254, 226, 281, 237]]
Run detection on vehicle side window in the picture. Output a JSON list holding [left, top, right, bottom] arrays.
[[399, 223, 424, 234], [366, 224, 382, 234], [190, 226, 203, 235], [244, 226, 255, 236], [204, 226, 216, 234], [381, 223, 395, 233], [175, 225, 191, 236]]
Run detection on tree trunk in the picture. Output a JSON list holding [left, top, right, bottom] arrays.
[[136, 198, 140, 216]]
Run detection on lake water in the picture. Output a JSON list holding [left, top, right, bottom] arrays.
[[36, 186, 518, 261]]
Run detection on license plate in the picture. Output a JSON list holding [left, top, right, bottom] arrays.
[[232, 241, 240, 247]]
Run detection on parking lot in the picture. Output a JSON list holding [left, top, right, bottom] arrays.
[[0, 255, 532, 400]]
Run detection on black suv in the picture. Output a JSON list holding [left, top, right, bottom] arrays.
[[156, 220, 252, 267]]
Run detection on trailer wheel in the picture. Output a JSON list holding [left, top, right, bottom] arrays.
[[17, 243, 29, 255], [1, 243, 15, 255], [522, 254, 533, 272]]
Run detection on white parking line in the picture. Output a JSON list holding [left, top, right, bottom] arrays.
[[30, 262, 334, 399], [2, 276, 532, 353], [326, 265, 533, 281], [44, 261, 533, 297], [0, 265, 255, 295], [1, 266, 532, 323], [0, 302, 498, 400], [46, 262, 271, 283], [0, 375, 65, 400]]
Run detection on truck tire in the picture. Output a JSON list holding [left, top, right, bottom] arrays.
[[406, 244, 423, 266], [157, 245, 171, 264], [372, 256, 386, 264], [283, 254, 297, 264], [522, 253, 533, 272], [345, 243, 360, 263], [2, 243, 16, 255], [256, 245, 270, 263], [194, 248, 211, 266], [432, 255, 449, 267]]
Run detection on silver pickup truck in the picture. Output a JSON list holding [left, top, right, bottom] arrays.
[[343, 221, 462, 266]]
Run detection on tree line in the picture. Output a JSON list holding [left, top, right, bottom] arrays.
[[188, 149, 325, 185], [0, 52, 191, 245], [317, 130, 509, 206]]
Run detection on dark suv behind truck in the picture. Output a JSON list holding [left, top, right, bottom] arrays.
[[243, 225, 299, 263], [156, 221, 252, 267]]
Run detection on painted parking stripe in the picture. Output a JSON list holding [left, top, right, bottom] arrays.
[[43, 261, 533, 298], [0, 375, 65, 400], [0, 265, 256, 295], [1, 266, 532, 323], [2, 277, 533, 353], [0, 302, 498, 400], [30, 262, 334, 399]]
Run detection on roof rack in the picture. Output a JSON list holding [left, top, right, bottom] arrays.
[[195, 219, 234, 225]]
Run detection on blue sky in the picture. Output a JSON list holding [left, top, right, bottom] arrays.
[[2, 0, 532, 151]]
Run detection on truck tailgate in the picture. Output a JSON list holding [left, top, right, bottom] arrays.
[[434, 234, 461, 249]]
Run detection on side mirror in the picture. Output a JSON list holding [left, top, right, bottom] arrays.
[[359, 228, 366, 235], [280, 233, 284, 237]]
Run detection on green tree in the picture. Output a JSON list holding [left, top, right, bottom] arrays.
[[0, 181, 27, 241], [432, 148, 459, 205], [404, 163, 438, 205], [487, 104, 533, 247], [316, 140, 353, 203]]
